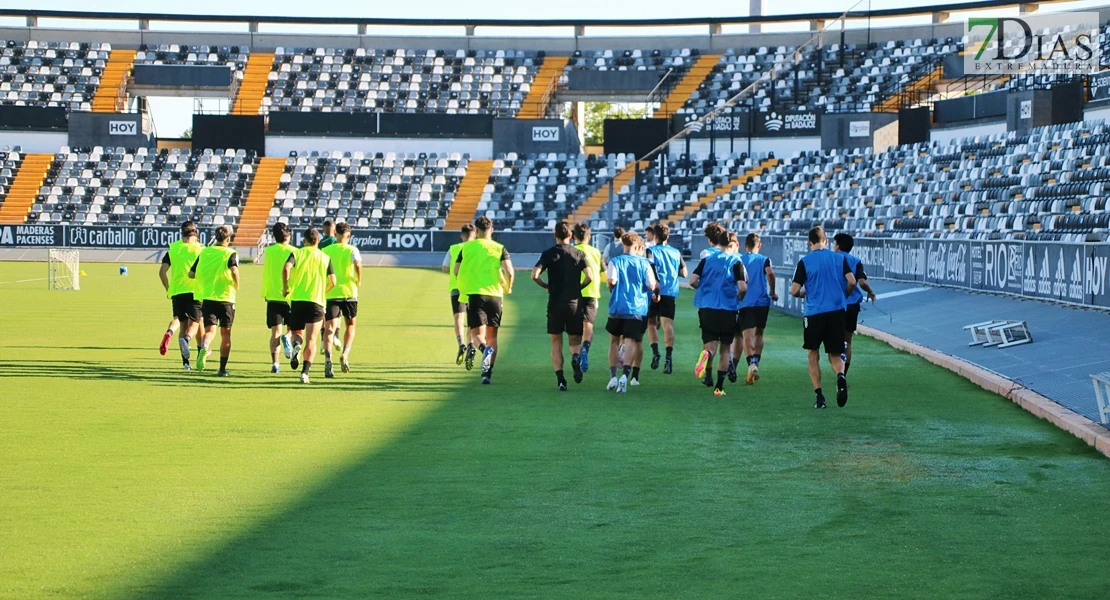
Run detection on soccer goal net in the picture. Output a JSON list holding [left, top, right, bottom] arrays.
[[48, 249, 80, 291]]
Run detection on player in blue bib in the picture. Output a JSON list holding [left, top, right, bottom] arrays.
[[604, 232, 658, 394], [732, 233, 778, 386], [833, 233, 877, 377], [646, 224, 687, 375], [690, 232, 748, 396], [790, 227, 856, 409]]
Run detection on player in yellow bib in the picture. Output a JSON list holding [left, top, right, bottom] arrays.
[[187, 225, 240, 376], [282, 228, 337, 384], [262, 222, 296, 373], [322, 222, 362, 378], [454, 216, 514, 384], [443, 223, 476, 365], [157, 220, 204, 369], [572, 222, 603, 374]]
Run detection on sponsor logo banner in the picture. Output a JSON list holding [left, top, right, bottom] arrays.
[[965, 11, 1100, 76], [108, 121, 138, 135], [531, 126, 560, 142]]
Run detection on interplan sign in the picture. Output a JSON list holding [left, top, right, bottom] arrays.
[[108, 121, 138, 136], [965, 11, 1100, 76], [848, 121, 870, 138], [531, 126, 560, 142], [348, 230, 430, 251]]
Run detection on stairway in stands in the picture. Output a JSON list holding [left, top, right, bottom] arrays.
[[232, 53, 276, 115], [91, 50, 137, 113], [233, 157, 285, 245], [661, 157, 780, 224], [877, 65, 944, 112], [444, 160, 495, 229], [569, 161, 647, 223], [0, 154, 54, 224], [652, 54, 720, 120], [517, 57, 569, 119]]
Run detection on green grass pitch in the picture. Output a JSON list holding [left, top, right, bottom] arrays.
[[1, 261, 1109, 599]]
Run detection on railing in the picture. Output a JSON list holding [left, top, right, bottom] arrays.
[[878, 56, 945, 112], [0, 0, 1078, 36]]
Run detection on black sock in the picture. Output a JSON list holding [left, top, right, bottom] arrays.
[[555, 369, 565, 383], [838, 372, 847, 382], [303, 360, 312, 375], [182, 357, 189, 366], [219, 356, 228, 371], [623, 365, 632, 377], [716, 370, 727, 389], [631, 366, 640, 380], [844, 360, 851, 375], [166, 328, 172, 334], [571, 353, 580, 366], [583, 340, 591, 352], [610, 366, 617, 378], [479, 344, 486, 353], [651, 343, 659, 355], [665, 346, 672, 358], [467, 342, 474, 350], [815, 388, 824, 397]]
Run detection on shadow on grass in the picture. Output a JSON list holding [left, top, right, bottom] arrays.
[[0, 360, 461, 394]]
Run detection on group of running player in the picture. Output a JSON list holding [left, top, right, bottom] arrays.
[[446, 217, 875, 407], [157, 219, 362, 384]]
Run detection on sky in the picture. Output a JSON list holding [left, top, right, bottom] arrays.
[[1, 0, 1105, 135]]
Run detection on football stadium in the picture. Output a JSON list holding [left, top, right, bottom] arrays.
[[3, 0, 1110, 597]]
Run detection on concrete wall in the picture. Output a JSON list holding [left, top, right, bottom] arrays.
[[0, 130, 67, 153], [820, 112, 897, 151], [930, 120, 1006, 146], [68, 111, 154, 149], [492, 118, 581, 156], [264, 135, 492, 158]]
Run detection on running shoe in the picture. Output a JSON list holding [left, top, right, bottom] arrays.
[[481, 376, 491, 385], [216, 370, 229, 378], [325, 360, 335, 379], [663, 357, 673, 375], [571, 353, 583, 384], [290, 342, 302, 371], [616, 374, 628, 393], [701, 371, 714, 387], [481, 346, 495, 373], [271, 364, 280, 374], [464, 345, 477, 371], [182, 364, 192, 371], [456, 344, 466, 365], [836, 374, 849, 407], [650, 352, 661, 370], [714, 388, 727, 397], [746, 363, 760, 386], [159, 331, 172, 356], [341, 357, 350, 374], [815, 393, 827, 409], [727, 359, 738, 383], [580, 347, 590, 373], [178, 338, 191, 361], [300, 373, 310, 385], [280, 334, 292, 359], [558, 381, 567, 392], [196, 347, 210, 371], [606, 376, 619, 391], [694, 350, 711, 379], [629, 378, 640, 387]]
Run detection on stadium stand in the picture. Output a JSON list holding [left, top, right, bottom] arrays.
[[669, 120, 1110, 243], [0, 40, 107, 111], [261, 48, 541, 116], [267, 151, 468, 230], [26, 147, 256, 227]]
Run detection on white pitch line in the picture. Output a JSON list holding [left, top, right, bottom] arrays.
[[0, 277, 49, 285], [875, 287, 930, 300]]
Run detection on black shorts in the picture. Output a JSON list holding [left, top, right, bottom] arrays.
[[467, 294, 503, 328], [580, 298, 598, 324], [845, 303, 861, 333], [738, 306, 770, 331], [326, 299, 359, 321], [803, 309, 847, 355], [450, 291, 466, 315], [605, 316, 646, 342], [171, 293, 202, 324], [202, 300, 235, 329], [655, 295, 677, 320], [699, 308, 737, 345], [266, 301, 290, 328], [289, 300, 325, 331], [547, 298, 583, 336]]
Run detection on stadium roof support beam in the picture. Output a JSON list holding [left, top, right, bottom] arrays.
[[933, 11, 950, 23]]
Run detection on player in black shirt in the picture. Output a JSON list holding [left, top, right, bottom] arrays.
[[532, 220, 596, 390]]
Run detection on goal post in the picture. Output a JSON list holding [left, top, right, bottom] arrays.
[[47, 249, 80, 291]]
